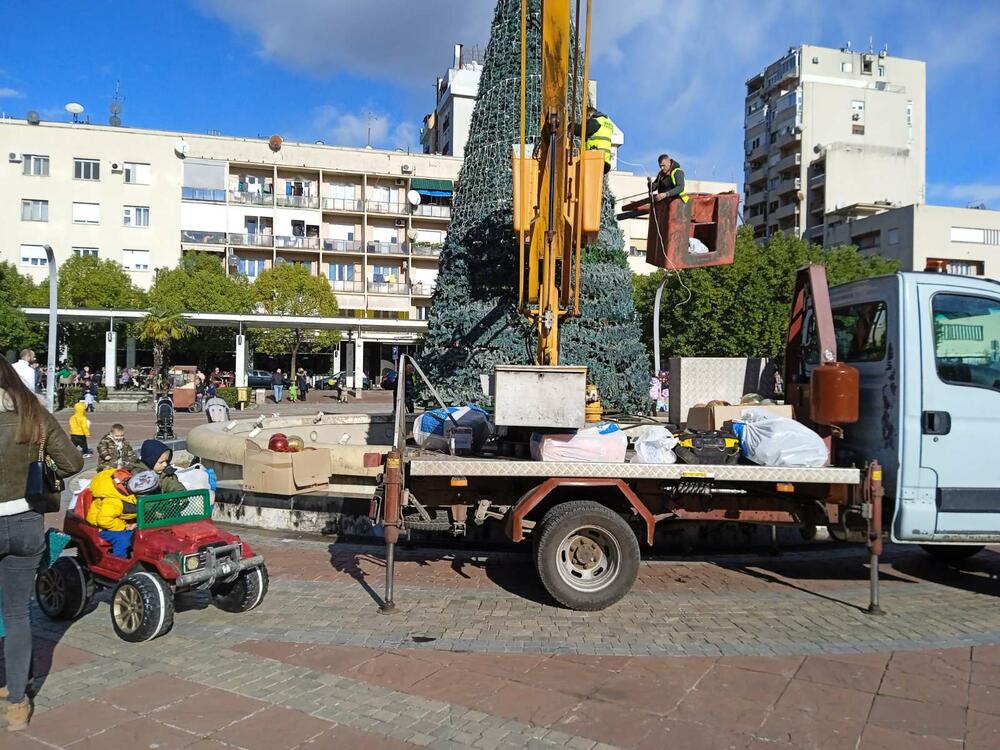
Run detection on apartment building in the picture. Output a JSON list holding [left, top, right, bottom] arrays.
[[1, 117, 461, 378], [743, 44, 926, 243]]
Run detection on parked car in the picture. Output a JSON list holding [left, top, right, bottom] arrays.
[[316, 371, 370, 390], [247, 369, 273, 388]]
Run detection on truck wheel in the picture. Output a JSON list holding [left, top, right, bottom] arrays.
[[920, 544, 985, 563], [211, 565, 269, 613], [535, 502, 639, 611], [36, 558, 94, 620], [111, 572, 174, 642]]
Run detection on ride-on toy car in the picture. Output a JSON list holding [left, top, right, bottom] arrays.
[[36, 489, 268, 642]]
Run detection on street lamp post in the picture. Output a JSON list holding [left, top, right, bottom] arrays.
[[43, 244, 57, 412]]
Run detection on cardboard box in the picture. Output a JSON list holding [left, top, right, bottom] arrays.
[[242, 440, 332, 495], [685, 403, 794, 432]]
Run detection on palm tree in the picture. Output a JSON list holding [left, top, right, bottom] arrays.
[[138, 310, 194, 393]]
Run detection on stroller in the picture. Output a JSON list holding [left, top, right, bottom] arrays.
[[155, 395, 175, 441], [203, 396, 231, 424]]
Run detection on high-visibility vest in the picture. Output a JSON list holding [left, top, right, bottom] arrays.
[[586, 115, 614, 166], [670, 167, 689, 203]]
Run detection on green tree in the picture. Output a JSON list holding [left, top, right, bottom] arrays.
[[0, 262, 43, 354], [138, 310, 195, 385], [632, 228, 900, 360], [250, 264, 340, 375]]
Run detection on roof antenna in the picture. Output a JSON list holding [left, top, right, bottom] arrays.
[[109, 80, 123, 127]]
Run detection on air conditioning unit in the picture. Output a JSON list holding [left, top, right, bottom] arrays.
[[851, 113, 861, 121], [394, 178, 406, 187], [394, 218, 407, 228], [8, 152, 21, 163], [400, 164, 414, 174], [110, 161, 123, 172]]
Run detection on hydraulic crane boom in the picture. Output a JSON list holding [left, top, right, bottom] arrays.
[[513, 0, 603, 366]]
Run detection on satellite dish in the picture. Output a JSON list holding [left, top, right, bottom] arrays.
[[268, 134, 283, 152], [407, 190, 422, 206], [26, 111, 40, 125], [406, 229, 418, 241], [227, 255, 241, 267], [65, 102, 84, 115], [174, 139, 190, 156], [110, 101, 122, 115]]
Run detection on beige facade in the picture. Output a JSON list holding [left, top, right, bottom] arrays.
[[744, 44, 926, 242], [826, 204, 1000, 278]]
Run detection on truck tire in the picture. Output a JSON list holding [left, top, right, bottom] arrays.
[[535, 501, 640, 611], [920, 544, 984, 563], [36, 557, 94, 621], [211, 565, 269, 613], [111, 571, 174, 642]]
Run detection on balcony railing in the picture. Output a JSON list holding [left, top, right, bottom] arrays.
[[322, 197, 364, 212], [181, 230, 227, 245], [276, 195, 320, 209], [368, 241, 408, 255], [410, 283, 435, 296], [410, 243, 442, 256], [323, 239, 363, 253], [367, 201, 406, 214], [746, 166, 767, 185], [228, 233, 274, 248], [367, 281, 409, 295], [182, 187, 226, 202], [330, 279, 365, 293], [274, 235, 320, 250], [775, 177, 801, 195], [412, 204, 452, 218], [230, 190, 274, 206], [774, 152, 801, 172]]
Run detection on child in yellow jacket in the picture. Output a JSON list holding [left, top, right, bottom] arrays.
[[86, 469, 138, 557], [68, 401, 94, 458]]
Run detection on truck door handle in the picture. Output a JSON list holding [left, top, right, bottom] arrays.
[[922, 411, 951, 435]]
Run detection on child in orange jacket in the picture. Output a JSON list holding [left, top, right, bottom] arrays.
[[68, 401, 93, 457]]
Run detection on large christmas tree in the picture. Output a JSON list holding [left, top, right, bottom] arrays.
[[420, 0, 649, 413]]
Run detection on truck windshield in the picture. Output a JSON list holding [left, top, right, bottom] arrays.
[[805, 301, 887, 364], [933, 293, 1000, 392]]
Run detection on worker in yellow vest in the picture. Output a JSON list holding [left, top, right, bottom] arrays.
[[651, 154, 689, 204], [577, 106, 615, 174]]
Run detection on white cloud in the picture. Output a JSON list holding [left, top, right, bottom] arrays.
[[308, 105, 418, 150], [930, 182, 1000, 207], [0, 87, 25, 99]]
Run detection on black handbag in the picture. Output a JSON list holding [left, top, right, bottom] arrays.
[[26, 437, 64, 498]]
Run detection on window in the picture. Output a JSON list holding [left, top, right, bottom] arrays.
[[328, 263, 355, 281], [74, 158, 100, 180], [862, 56, 873, 75], [123, 162, 150, 184], [906, 101, 913, 141], [19, 244, 48, 268], [21, 199, 48, 222], [951, 227, 1000, 246], [22, 154, 49, 176], [851, 100, 865, 122], [72, 202, 100, 224], [928, 258, 984, 277], [123, 205, 150, 227], [887, 228, 900, 245], [878, 64, 885, 77], [832, 301, 888, 362], [841, 61, 853, 73], [73, 247, 99, 258], [371, 264, 398, 282], [122, 249, 150, 272], [237, 258, 267, 279], [852, 124, 866, 135], [329, 183, 356, 200], [414, 306, 429, 321], [933, 293, 1000, 391]]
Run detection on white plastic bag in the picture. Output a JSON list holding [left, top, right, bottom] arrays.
[[175, 463, 215, 504], [733, 410, 828, 467], [688, 237, 710, 254], [413, 405, 492, 453], [530, 423, 628, 463], [633, 426, 679, 464]]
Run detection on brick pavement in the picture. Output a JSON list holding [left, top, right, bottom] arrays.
[[5, 530, 1000, 748]]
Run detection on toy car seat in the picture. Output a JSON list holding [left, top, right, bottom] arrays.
[[66, 488, 115, 556]]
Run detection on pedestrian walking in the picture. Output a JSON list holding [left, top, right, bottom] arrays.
[[296, 369, 309, 400], [0, 356, 84, 731], [271, 369, 285, 403], [11, 350, 36, 393]]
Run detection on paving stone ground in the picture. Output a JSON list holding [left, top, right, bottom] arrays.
[[5, 525, 1000, 749]]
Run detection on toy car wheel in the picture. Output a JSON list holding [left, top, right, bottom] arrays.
[[36, 557, 94, 621], [211, 565, 269, 613], [110, 571, 174, 642]]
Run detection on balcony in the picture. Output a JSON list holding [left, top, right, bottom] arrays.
[[744, 106, 768, 130], [745, 190, 767, 207], [746, 144, 767, 162], [329, 279, 365, 293], [412, 203, 452, 219], [774, 152, 801, 172], [367, 201, 406, 215], [230, 190, 274, 206], [746, 166, 767, 186], [775, 177, 801, 196], [809, 172, 826, 188], [323, 239, 363, 253], [410, 243, 443, 256], [367, 281, 409, 295], [274, 235, 320, 250], [774, 130, 801, 149], [410, 283, 435, 297], [368, 241, 408, 255], [228, 233, 274, 248], [322, 197, 364, 212], [276, 195, 320, 209], [181, 230, 227, 245], [773, 202, 800, 221], [182, 187, 226, 202]]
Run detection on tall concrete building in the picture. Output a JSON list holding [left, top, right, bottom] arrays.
[[743, 44, 926, 243]]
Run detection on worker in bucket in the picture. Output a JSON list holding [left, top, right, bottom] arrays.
[[651, 154, 689, 204], [572, 106, 616, 174]]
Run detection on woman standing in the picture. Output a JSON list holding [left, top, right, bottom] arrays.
[[0, 357, 83, 731]]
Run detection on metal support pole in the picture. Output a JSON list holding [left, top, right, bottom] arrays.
[[866, 461, 885, 616], [44, 245, 57, 413], [380, 448, 402, 614], [652, 273, 669, 374]]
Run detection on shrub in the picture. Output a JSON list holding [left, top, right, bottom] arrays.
[[61, 385, 108, 408], [216, 387, 240, 408]]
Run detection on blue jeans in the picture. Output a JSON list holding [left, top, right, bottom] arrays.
[[0, 511, 45, 703], [273, 385, 283, 402], [99, 529, 134, 557]]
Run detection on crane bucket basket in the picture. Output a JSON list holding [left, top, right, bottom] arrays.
[[645, 192, 740, 270]]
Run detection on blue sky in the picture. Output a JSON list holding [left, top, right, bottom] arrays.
[[2, 0, 997, 207]]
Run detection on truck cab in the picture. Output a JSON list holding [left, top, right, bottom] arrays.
[[829, 272, 1000, 545]]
